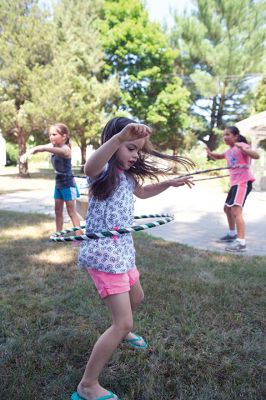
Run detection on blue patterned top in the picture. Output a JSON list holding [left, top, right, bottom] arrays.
[[78, 166, 136, 273]]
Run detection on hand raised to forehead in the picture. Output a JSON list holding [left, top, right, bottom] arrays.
[[117, 123, 152, 143]]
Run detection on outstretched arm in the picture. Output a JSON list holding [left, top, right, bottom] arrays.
[[84, 123, 151, 178], [20, 144, 70, 163], [134, 176, 194, 199], [206, 147, 225, 160]]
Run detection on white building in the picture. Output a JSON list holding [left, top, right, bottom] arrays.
[[0, 131, 6, 166], [236, 111, 266, 191]]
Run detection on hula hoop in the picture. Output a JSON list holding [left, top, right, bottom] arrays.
[[75, 165, 249, 181], [177, 164, 249, 178], [49, 214, 174, 242], [193, 174, 230, 182]]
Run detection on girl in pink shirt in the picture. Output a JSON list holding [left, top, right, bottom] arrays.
[[207, 126, 259, 252]]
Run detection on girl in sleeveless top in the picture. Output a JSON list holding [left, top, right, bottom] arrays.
[[20, 123, 81, 232]]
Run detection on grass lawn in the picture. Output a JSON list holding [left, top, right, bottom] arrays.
[[0, 210, 265, 400]]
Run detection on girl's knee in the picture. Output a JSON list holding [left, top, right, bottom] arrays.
[[67, 209, 77, 219], [133, 291, 144, 307], [224, 205, 230, 214], [55, 206, 63, 216], [232, 206, 242, 218], [113, 319, 133, 336], [66, 203, 77, 218]]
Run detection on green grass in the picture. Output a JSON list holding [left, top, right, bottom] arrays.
[[0, 211, 265, 400]]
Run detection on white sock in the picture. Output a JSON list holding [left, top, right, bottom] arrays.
[[236, 238, 246, 245], [229, 230, 236, 236]]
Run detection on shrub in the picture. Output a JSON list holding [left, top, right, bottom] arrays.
[[6, 142, 19, 166]]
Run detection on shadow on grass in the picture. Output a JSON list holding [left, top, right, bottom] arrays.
[[1, 169, 83, 179], [1, 210, 265, 400], [0, 188, 38, 195], [0, 170, 54, 179]]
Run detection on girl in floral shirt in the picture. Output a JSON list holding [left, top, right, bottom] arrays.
[[72, 117, 194, 400]]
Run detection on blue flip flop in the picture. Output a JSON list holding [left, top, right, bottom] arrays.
[[124, 334, 148, 349], [71, 391, 120, 400]]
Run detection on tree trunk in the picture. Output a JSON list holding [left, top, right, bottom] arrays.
[[217, 80, 227, 129], [172, 148, 178, 174], [207, 134, 219, 151], [80, 141, 87, 173], [210, 95, 217, 131], [17, 124, 30, 177], [207, 96, 219, 151]]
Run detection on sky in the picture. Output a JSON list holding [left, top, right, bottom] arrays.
[[145, 0, 195, 26], [40, 1, 195, 26]]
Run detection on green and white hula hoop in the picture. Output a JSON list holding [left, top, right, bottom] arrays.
[[49, 214, 174, 242]]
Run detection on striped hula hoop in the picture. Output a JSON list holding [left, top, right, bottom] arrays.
[[75, 165, 249, 181], [177, 164, 249, 178], [49, 214, 174, 242]]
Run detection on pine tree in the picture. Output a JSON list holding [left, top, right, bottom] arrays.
[[101, 0, 191, 154], [30, 0, 120, 166], [170, 0, 266, 149], [0, 0, 54, 175], [254, 77, 266, 113]]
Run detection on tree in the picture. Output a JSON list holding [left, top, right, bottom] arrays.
[[147, 77, 194, 157], [0, 0, 54, 175], [100, 0, 179, 121], [170, 0, 266, 150], [100, 0, 193, 155], [254, 77, 266, 112], [29, 0, 120, 167]]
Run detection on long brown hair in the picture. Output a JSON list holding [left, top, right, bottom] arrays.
[[90, 117, 194, 200]]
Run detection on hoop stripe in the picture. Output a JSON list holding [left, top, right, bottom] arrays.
[[179, 164, 249, 178], [75, 165, 249, 182], [49, 214, 174, 242]]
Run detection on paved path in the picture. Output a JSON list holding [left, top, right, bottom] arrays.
[[0, 173, 265, 256], [134, 182, 266, 256]]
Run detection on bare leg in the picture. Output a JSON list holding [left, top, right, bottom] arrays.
[[125, 279, 146, 344], [77, 292, 133, 400], [66, 200, 81, 227], [232, 205, 245, 239], [54, 199, 64, 231], [129, 279, 144, 312], [224, 205, 235, 231]]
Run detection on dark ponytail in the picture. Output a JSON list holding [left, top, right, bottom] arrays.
[[227, 126, 247, 144], [237, 134, 248, 144]]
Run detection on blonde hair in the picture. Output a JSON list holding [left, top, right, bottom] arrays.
[[49, 123, 71, 147]]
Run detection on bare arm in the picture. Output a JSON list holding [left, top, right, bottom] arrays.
[[134, 176, 194, 199], [84, 123, 151, 178], [206, 147, 225, 160], [235, 143, 260, 160], [20, 144, 70, 162], [84, 135, 121, 178]]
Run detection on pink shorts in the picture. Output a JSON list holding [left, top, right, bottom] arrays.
[[87, 267, 140, 299]]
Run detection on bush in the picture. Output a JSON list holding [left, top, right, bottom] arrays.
[[6, 142, 19, 166]]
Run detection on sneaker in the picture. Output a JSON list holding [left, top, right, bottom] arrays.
[[225, 241, 246, 252], [218, 234, 237, 242]]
